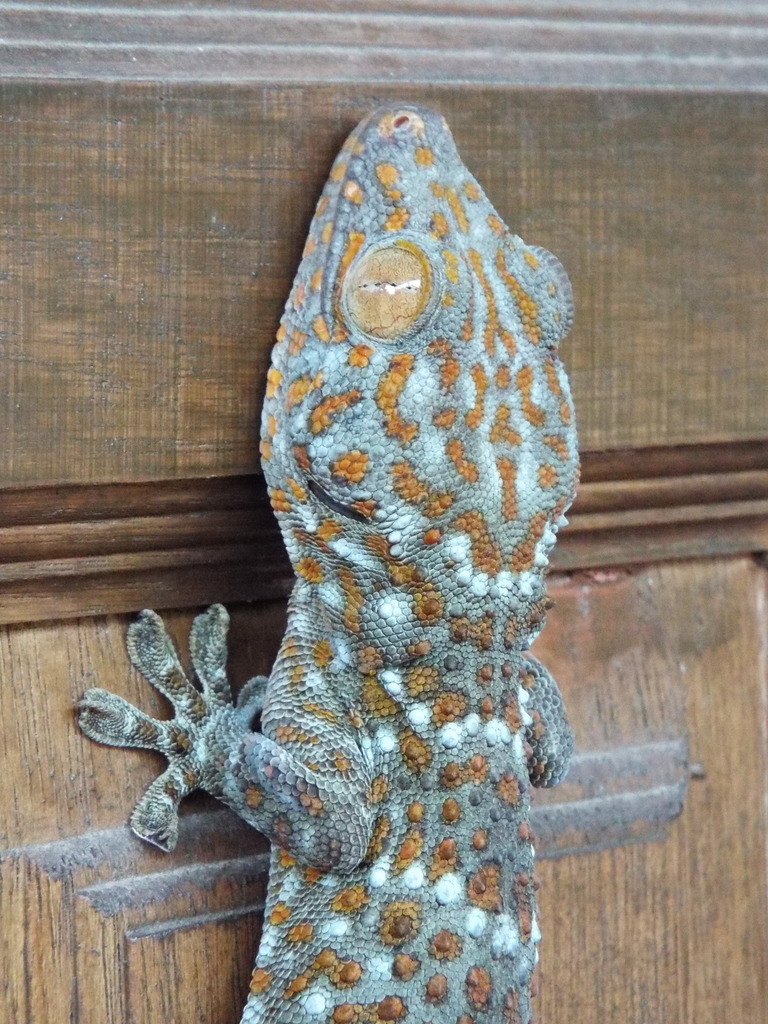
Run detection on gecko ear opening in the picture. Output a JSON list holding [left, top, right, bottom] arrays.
[[342, 240, 433, 340]]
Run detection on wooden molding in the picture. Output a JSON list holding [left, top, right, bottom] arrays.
[[2, 2, 768, 90], [1, 440, 766, 624]]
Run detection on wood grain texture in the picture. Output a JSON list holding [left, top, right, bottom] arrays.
[[2, 86, 768, 490], [535, 557, 768, 1024], [3, 1, 768, 89]]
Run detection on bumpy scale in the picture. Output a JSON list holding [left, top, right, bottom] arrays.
[[78, 104, 578, 1024]]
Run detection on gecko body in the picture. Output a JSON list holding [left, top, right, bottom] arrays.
[[78, 104, 577, 1024]]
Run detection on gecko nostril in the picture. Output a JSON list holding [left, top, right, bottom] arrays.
[[392, 113, 411, 129]]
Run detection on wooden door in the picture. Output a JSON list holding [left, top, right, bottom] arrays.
[[2, 5, 768, 1022]]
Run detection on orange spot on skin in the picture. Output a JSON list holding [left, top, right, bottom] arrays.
[[332, 885, 370, 914], [393, 954, 420, 980], [430, 211, 449, 238], [338, 566, 364, 634], [516, 365, 546, 427], [376, 353, 418, 442], [312, 315, 331, 342], [266, 366, 282, 398], [309, 389, 363, 434], [384, 208, 410, 232], [268, 488, 292, 513], [380, 900, 422, 946], [442, 797, 461, 823], [339, 231, 366, 274], [497, 248, 542, 344], [495, 364, 511, 388], [497, 457, 519, 521], [309, 267, 323, 291], [321, 222, 333, 244], [400, 729, 432, 773], [343, 180, 364, 204], [463, 180, 481, 201], [510, 510, 548, 571], [466, 966, 493, 1008], [332, 449, 370, 484], [283, 974, 310, 998], [539, 463, 558, 488], [427, 337, 460, 392], [312, 638, 334, 667], [376, 163, 399, 188], [432, 407, 457, 429], [316, 518, 342, 541], [445, 188, 469, 232], [424, 528, 441, 545], [289, 329, 308, 355], [467, 862, 502, 913], [465, 363, 488, 430], [250, 968, 272, 994], [270, 902, 292, 925], [348, 344, 373, 367], [490, 404, 522, 446], [487, 214, 505, 235], [285, 372, 323, 411], [296, 556, 323, 583], [446, 438, 479, 483], [415, 146, 434, 166], [330, 159, 348, 183], [443, 249, 460, 284], [391, 460, 454, 517]]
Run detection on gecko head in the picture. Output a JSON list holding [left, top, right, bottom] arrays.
[[260, 105, 578, 664]]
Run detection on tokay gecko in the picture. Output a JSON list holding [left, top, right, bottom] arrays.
[[78, 104, 578, 1024]]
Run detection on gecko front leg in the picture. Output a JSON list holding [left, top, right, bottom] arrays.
[[78, 604, 375, 870]]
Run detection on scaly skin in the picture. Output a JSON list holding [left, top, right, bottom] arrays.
[[78, 104, 578, 1024]]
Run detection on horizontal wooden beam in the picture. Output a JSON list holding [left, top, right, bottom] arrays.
[[3, 2, 768, 90], [1, 440, 766, 624]]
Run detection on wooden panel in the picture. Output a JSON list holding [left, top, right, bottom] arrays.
[[2, 85, 768, 490], [3, 2, 768, 90], [535, 557, 768, 1023], [2, 558, 765, 1023]]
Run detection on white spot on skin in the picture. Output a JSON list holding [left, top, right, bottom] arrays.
[[518, 686, 530, 705], [403, 864, 425, 889], [378, 597, 408, 625], [378, 731, 396, 753], [367, 955, 393, 981], [464, 713, 480, 736], [445, 535, 470, 563], [381, 669, 403, 696], [521, 706, 533, 727], [531, 912, 542, 944], [485, 720, 512, 746], [470, 573, 489, 597], [456, 565, 473, 586], [369, 865, 388, 888], [439, 722, 462, 749], [304, 992, 327, 1015], [465, 908, 487, 938], [491, 913, 520, 956], [434, 873, 462, 905], [408, 705, 431, 728], [326, 918, 349, 937]]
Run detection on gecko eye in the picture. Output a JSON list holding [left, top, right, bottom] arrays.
[[307, 479, 369, 523], [342, 241, 433, 340]]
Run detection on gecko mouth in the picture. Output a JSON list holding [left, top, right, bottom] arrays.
[[307, 479, 369, 523]]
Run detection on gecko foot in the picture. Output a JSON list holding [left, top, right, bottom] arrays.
[[77, 604, 267, 851]]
